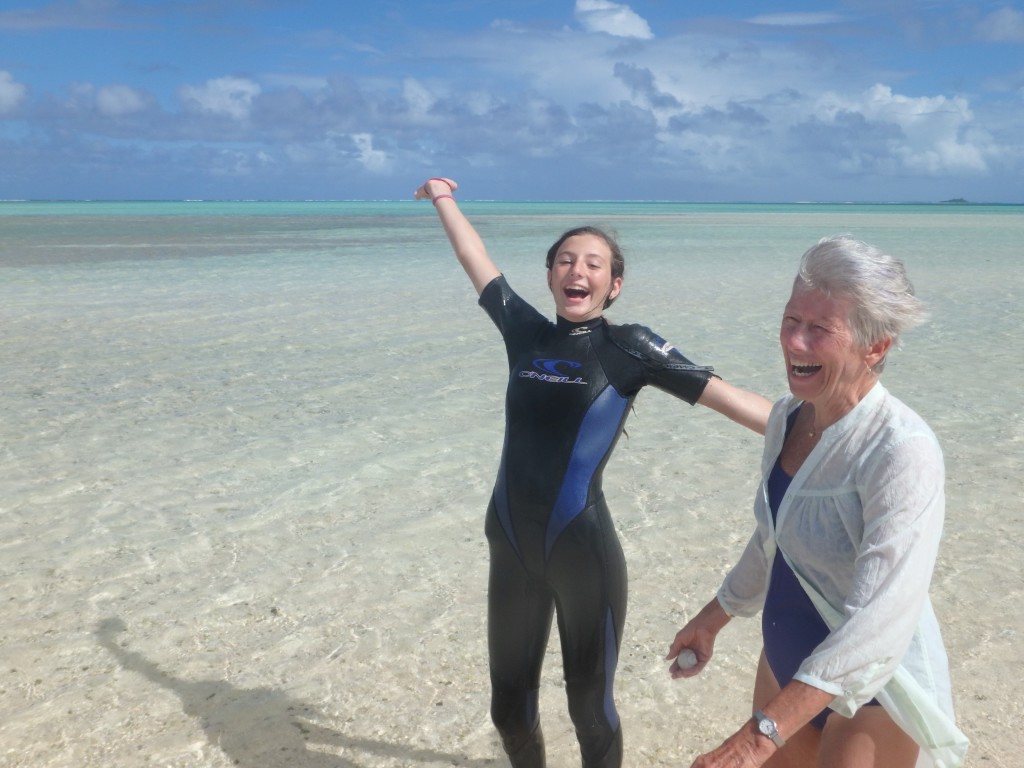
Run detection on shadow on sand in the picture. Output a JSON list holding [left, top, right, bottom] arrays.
[[96, 617, 495, 767]]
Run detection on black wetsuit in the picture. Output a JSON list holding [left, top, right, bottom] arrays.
[[479, 276, 713, 767]]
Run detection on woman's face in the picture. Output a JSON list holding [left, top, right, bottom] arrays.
[[780, 287, 887, 409], [547, 233, 622, 322]]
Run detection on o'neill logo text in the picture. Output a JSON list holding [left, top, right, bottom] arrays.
[[519, 358, 587, 385]]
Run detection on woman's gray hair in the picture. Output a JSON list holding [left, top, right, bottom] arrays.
[[794, 235, 928, 372]]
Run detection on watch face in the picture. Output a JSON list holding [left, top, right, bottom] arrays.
[[755, 712, 783, 747]]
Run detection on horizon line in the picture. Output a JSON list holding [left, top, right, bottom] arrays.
[[2, 198, 1018, 206]]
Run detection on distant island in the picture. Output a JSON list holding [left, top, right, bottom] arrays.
[[941, 198, 969, 203]]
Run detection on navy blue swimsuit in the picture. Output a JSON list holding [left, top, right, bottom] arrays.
[[762, 408, 878, 731], [479, 276, 712, 767]]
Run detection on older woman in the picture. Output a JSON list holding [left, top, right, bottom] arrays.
[[667, 236, 969, 768]]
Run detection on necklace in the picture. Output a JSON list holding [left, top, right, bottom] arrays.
[[800, 404, 822, 439]]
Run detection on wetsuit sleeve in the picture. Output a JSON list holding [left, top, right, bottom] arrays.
[[478, 275, 551, 367], [479, 275, 546, 330], [607, 323, 714, 405]]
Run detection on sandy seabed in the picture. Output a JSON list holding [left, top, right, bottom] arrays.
[[1, 210, 1021, 766]]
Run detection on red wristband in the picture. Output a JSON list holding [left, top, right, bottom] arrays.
[[428, 177, 454, 191], [432, 194, 455, 205]]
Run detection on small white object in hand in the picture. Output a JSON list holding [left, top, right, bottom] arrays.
[[675, 649, 698, 669]]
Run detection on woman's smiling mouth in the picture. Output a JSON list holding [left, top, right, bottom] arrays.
[[791, 363, 823, 377]]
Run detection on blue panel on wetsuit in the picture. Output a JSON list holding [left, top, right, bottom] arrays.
[[545, 384, 629, 560], [602, 607, 620, 731]]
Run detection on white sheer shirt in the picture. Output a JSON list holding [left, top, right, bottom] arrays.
[[717, 383, 967, 766]]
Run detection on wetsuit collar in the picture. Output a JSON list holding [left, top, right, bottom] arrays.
[[556, 315, 605, 336]]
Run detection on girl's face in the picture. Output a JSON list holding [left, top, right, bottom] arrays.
[[547, 233, 622, 322], [779, 287, 889, 410]]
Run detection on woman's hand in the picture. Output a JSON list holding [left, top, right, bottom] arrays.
[[667, 624, 713, 679], [414, 177, 458, 200], [667, 597, 731, 679], [689, 723, 776, 768]]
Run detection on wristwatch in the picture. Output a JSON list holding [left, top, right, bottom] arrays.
[[753, 709, 785, 748]]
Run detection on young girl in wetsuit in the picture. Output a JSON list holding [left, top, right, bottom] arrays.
[[415, 177, 770, 768]]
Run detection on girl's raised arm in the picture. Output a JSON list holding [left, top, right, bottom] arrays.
[[415, 177, 501, 295]]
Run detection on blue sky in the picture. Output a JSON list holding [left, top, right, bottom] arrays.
[[1, 0, 1022, 201]]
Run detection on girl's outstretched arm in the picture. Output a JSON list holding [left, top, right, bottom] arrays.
[[697, 377, 772, 435], [415, 177, 501, 295]]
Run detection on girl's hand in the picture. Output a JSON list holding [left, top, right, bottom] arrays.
[[415, 177, 458, 200]]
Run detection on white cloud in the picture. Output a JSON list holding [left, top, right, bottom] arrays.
[[816, 84, 989, 173], [205, 147, 274, 177], [408, 15, 1003, 184], [490, 18, 526, 33], [0, 70, 27, 113], [352, 132, 392, 172], [463, 89, 500, 117], [4, 5, 1020, 200], [574, 0, 653, 40], [976, 7, 1024, 43], [747, 13, 847, 27], [179, 76, 261, 119], [401, 78, 437, 122], [96, 84, 148, 116]]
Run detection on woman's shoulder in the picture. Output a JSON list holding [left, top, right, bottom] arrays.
[[848, 387, 943, 477], [871, 387, 938, 442]]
